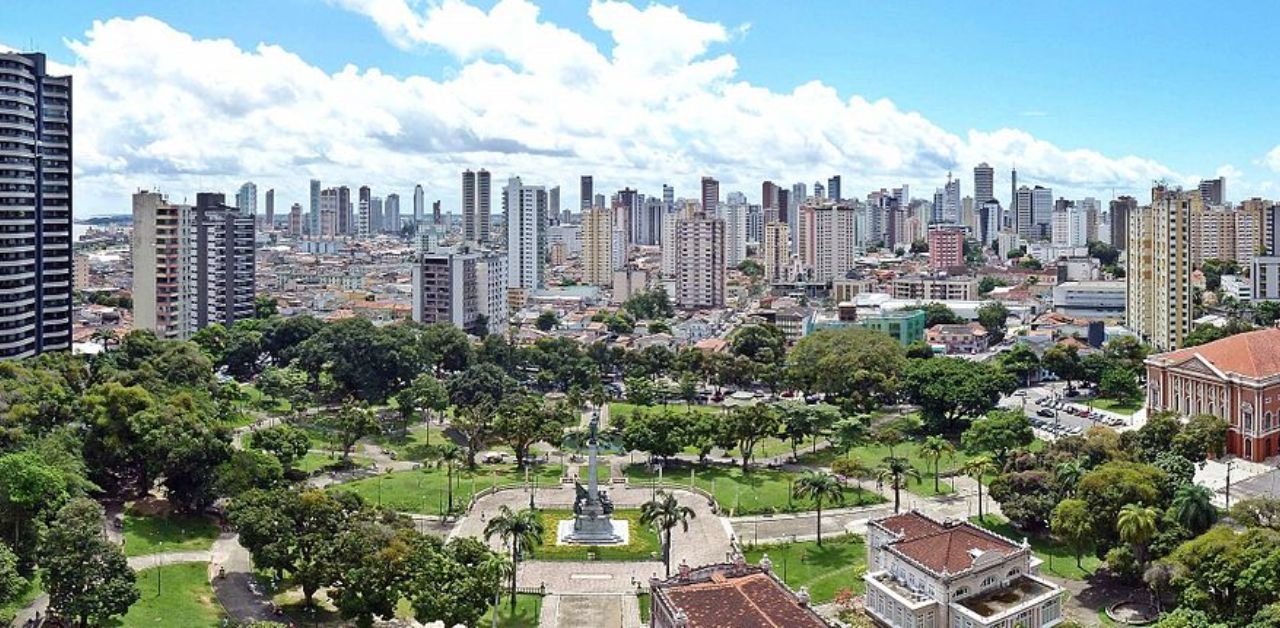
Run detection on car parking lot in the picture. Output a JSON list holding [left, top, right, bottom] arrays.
[[1027, 396, 1128, 438]]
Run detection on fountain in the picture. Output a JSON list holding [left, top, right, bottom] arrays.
[[558, 408, 628, 545]]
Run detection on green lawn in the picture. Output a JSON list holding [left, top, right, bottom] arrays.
[[330, 464, 565, 514], [1086, 397, 1142, 416], [970, 514, 1101, 581], [239, 383, 290, 414], [624, 463, 883, 517], [804, 439, 1045, 495], [294, 450, 372, 474], [638, 593, 651, 624], [608, 402, 721, 424], [372, 423, 450, 461], [531, 509, 661, 561], [122, 512, 220, 558], [479, 593, 543, 628], [118, 563, 222, 627], [742, 534, 867, 603]]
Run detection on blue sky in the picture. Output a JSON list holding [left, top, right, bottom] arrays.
[[7, 0, 1280, 213]]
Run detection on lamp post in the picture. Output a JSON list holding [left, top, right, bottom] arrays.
[[1225, 459, 1237, 510]]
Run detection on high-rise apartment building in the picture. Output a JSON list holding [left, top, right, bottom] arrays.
[[942, 173, 961, 224], [675, 212, 726, 309], [827, 176, 842, 202], [288, 203, 303, 236], [1127, 185, 1195, 351], [132, 191, 184, 339], [0, 52, 73, 359], [580, 176, 594, 211], [185, 193, 256, 335], [927, 227, 966, 270], [1031, 186, 1053, 240], [413, 185, 425, 227], [1051, 203, 1087, 247], [798, 203, 858, 282], [762, 181, 779, 210], [337, 185, 351, 235], [357, 186, 372, 237], [1188, 203, 1264, 266], [370, 196, 384, 234], [974, 162, 994, 207], [616, 187, 639, 246], [745, 204, 763, 244], [504, 177, 548, 290], [980, 200, 1002, 246], [763, 222, 790, 283], [236, 181, 257, 214], [1110, 196, 1137, 250], [1079, 197, 1101, 242], [412, 247, 508, 337], [1199, 177, 1226, 206], [385, 193, 401, 233], [309, 179, 321, 236], [264, 189, 275, 229], [463, 169, 477, 242], [582, 206, 614, 286], [476, 169, 491, 244], [661, 201, 697, 278], [700, 176, 719, 214], [432, 200, 442, 226], [319, 187, 338, 239], [721, 201, 748, 267]]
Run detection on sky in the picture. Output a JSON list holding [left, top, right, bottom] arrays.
[[7, 0, 1280, 216]]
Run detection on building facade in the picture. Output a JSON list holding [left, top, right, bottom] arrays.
[[1145, 328, 1280, 461], [763, 222, 790, 283], [675, 212, 726, 309], [411, 247, 508, 337], [891, 277, 979, 301], [1127, 185, 1195, 351], [131, 191, 184, 339], [798, 203, 858, 282], [0, 52, 73, 359], [581, 206, 614, 286], [504, 177, 548, 291], [927, 227, 965, 270], [864, 511, 1065, 628], [183, 193, 256, 334]]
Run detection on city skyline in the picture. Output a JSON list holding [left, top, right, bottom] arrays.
[[8, 1, 1280, 215]]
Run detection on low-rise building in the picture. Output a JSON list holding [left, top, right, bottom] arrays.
[[892, 277, 979, 301], [1051, 281, 1125, 320], [1253, 257, 1280, 302], [1221, 274, 1253, 303], [650, 559, 829, 628], [864, 511, 1065, 628], [1145, 328, 1280, 461], [857, 309, 926, 345], [926, 322, 989, 354]]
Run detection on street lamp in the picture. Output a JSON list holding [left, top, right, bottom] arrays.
[[1225, 459, 1237, 510]]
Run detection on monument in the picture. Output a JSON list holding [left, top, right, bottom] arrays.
[[558, 408, 628, 545]]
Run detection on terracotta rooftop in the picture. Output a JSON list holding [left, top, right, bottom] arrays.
[[655, 566, 828, 628], [1154, 328, 1280, 379], [873, 511, 1022, 576], [872, 511, 945, 541]]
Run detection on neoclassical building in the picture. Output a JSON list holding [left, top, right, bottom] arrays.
[[1145, 328, 1280, 461]]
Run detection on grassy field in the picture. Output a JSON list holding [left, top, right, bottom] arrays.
[[122, 512, 220, 558], [970, 514, 1101, 581], [119, 563, 223, 627], [330, 464, 565, 514], [294, 450, 372, 474], [1086, 397, 1142, 416], [803, 438, 1046, 494], [478, 593, 543, 628], [239, 383, 291, 414], [372, 423, 450, 460], [743, 534, 867, 603], [624, 463, 883, 517], [531, 509, 661, 561], [638, 593, 651, 623]]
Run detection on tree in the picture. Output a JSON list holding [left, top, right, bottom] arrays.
[[494, 397, 574, 468], [877, 456, 921, 514], [431, 443, 465, 514], [323, 401, 380, 461], [0, 542, 25, 609], [1230, 497, 1280, 530], [483, 506, 544, 612], [989, 471, 1056, 530], [905, 340, 934, 359], [1169, 484, 1217, 535], [1116, 503, 1159, 567], [911, 302, 964, 327], [0, 450, 75, 574], [918, 436, 955, 494], [1184, 319, 1254, 348], [1077, 461, 1166, 549], [640, 492, 696, 577], [728, 324, 787, 365], [215, 449, 284, 497], [1167, 526, 1280, 625], [621, 289, 674, 320], [978, 276, 1007, 295], [535, 310, 559, 331], [396, 373, 448, 431], [904, 358, 1016, 432], [1173, 414, 1228, 462], [977, 302, 1011, 343], [1104, 336, 1150, 373], [997, 343, 1040, 386], [448, 364, 518, 468], [909, 238, 929, 254], [1099, 367, 1141, 402], [962, 456, 997, 520], [1200, 258, 1241, 292], [247, 425, 311, 470], [719, 404, 781, 471], [1087, 241, 1121, 267], [737, 259, 764, 278], [256, 366, 311, 411], [787, 328, 907, 412], [329, 524, 410, 628], [402, 536, 504, 628], [1051, 498, 1094, 569], [1042, 344, 1084, 389], [254, 294, 278, 318], [792, 472, 845, 545], [621, 407, 686, 463], [680, 411, 721, 463], [961, 410, 1034, 467], [43, 498, 139, 627], [1256, 301, 1280, 327]]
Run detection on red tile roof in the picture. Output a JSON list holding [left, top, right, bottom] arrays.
[[892, 525, 1020, 575], [874, 511, 945, 541], [1155, 328, 1280, 379], [660, 571, 828, 628]]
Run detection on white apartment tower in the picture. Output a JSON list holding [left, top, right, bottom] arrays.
[[1127, 185, 1196, 351], [504, 177, 548, 290], [675, 212, 726, 309], [799, 203, 859, 282]]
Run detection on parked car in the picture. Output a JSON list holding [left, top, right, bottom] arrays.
[[1037, 409, 1055, 418]]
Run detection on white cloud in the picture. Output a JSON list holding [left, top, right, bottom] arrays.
[[1261, 147, 1280, 173], [59, 2, 1186, 214]]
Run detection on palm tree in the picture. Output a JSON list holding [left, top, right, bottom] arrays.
[[877, 456, 921, 514], [1116, 503, 1159, 567], [433, 443, 464, 515], [961, 456, 997, 521], [640, 491, 697, 577], [792, 471, 846, 546], [1170, 484, 1217, 535], [918, 436, 955, 494], [90, 328, 119, 349], [1054, 459, 1085, 496], [483, 506, 545, 611]]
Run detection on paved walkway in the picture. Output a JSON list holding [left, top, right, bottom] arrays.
[[541, 594, 642, 628], [210, 532, 277, 624]]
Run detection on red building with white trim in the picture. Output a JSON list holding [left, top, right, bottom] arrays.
[[1145, 328, 1280, 461]]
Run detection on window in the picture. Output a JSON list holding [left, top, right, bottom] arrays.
[[981, 575, 997, 588], [1007, 568, 1021, 578], [954, 586, 969, 598]]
